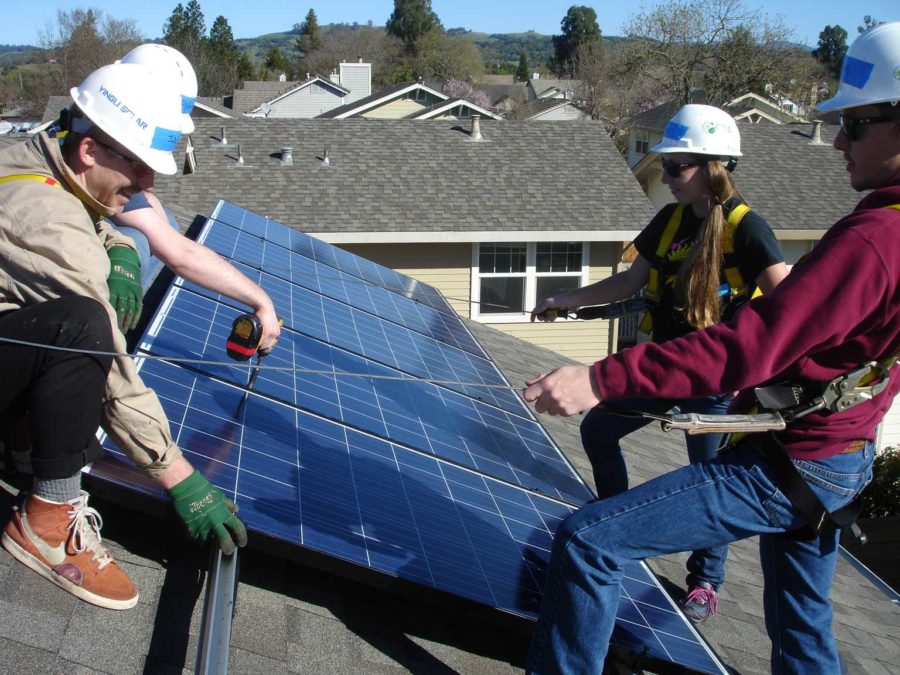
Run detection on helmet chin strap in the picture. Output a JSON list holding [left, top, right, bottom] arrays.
[[725, 157, 738, 173]]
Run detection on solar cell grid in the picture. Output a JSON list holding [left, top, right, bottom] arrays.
[[192, 220, 485, 357], [93, 201, 726, 674], [138, 288, 590, 503], [95, 359, 724, 672], [211, 201, 451, 314]]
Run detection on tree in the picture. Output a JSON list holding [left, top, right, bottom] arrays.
[[163, 1, 206, 69], [295, 9, 322, 59], [552, 6, 602, 77], [386, 0, 442, 53], [416, 31, 483, 83], [36, 8, 141, 113], [207, 15, 241, 95], [262, 46, 291, 80], [299, 25, 406, 89], [812, 25, 848, 80], [858, 16, 884, 34], [516, 51, 529, 82], [444, 78, 492, 108], [623, 0, 793, 107]]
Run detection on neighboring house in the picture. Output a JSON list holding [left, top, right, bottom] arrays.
[[317, 81, 449, 120], [152, 117, 656, 365], [527, 77, 581, 101], [727, 92, 806, 125], [506, 98, 588, 121], [403, 98, 503, 121], [193, 96, 236, 122], [476, 82, 528, 112], [243, 61, 372, 119], [231, 78, 301, 115]]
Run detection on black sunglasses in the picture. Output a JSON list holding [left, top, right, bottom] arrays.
[[94, 139, 146, 170], [660, 157, 708, 178], [839, 114, 897, 142]]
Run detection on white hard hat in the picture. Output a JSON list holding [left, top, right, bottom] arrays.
[[119, 43, 198, 134], [70, 63, 182, 175], [651, 104, 742, 158], [818, 22, 900, 112]]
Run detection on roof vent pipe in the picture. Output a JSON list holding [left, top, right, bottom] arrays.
[[470, 114, 483, 142], [214, 126, 232, 147], [281, 145, 293, 166], [809, 119, 828, 146], [321, 148, 330, 167], [236, 144, 245, 167]]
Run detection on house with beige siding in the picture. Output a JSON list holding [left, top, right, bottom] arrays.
[[153, 118, 654, 366]]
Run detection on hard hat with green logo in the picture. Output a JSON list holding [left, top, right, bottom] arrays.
[[818, 21, 900, 112], [651, 104, 742, 159], [69, 63, 182, 175]]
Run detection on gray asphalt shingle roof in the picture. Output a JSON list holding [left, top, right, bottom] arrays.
[[154, 118, 655, 236], [2, 307, 898, 673], [733, 122, 861, 231]]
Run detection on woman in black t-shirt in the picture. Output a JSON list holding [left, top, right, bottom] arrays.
[[531, 104, 787, 623]]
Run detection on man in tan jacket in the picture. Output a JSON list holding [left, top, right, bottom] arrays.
[[0, 61, 246, 610]]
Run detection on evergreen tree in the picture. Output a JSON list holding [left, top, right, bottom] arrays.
[[516, 50, 529, 82], [552, 6, 602, 77], [386, 0, 442, 53], [812, 25, 848, 80], [263, 46, 291, 79], [295, 9, 322, 57], [163, 0, 206, 68]]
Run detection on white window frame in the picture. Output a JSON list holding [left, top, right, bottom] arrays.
[[635, 135, 650, 155], [470, 242, 589, 323]]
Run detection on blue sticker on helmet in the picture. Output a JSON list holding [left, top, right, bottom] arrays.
[[150, 126, 180, 152], [841, 56, 874, 90], [181, 95, 195, 115], [664, 121, 689, 140]]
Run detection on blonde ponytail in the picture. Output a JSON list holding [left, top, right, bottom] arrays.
[[677, 160, 738, 329]]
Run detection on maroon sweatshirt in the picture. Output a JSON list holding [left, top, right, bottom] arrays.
[[594, 184, 900, 460]]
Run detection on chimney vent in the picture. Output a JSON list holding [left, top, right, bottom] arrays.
[[809, 120, 828, 146], [280, 145, 293, 166], [469, 115, 484, 142], [235, 144, 245, 167], [321, 148, 330, 167], [214, 126, 232, 147]]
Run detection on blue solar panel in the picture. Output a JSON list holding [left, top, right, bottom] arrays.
[[211, 201, 451, 315], [92, 201, 727, 674]]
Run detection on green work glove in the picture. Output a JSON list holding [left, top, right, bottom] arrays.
[[106, 245, 143, 331], [168, 471, 248, 555]]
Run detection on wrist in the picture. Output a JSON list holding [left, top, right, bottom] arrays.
[[157, 457, 199, 491], [166, 469, 206, 498]]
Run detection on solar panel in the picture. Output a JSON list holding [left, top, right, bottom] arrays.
[[92, 201, 727, 674]]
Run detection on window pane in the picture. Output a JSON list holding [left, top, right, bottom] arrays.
[[480, 277, 525, 314], [537, 276, 580, 301], [536, 242, 581, 273], [480, 243, 526, 273]]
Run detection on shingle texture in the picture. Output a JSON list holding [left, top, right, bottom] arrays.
[[154, 118, 655, 236], [735, 122, 861, 231]]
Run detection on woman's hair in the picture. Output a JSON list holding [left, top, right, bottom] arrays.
[[676, 159, 739, 329]]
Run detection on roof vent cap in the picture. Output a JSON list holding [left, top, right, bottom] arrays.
[[281, 145, 293, 166]]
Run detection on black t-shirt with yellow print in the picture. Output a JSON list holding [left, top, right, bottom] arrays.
[[633, 198, 784, 342]]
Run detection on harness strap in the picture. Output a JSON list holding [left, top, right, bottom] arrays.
[[0, 174, 63, 189], [723, 203, 751, 296], [750, 432, 867, 542]]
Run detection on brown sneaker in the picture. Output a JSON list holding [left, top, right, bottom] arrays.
[[1, 492, 138, 610]]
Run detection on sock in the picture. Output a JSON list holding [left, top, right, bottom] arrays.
[[32, 473, 82, 503]]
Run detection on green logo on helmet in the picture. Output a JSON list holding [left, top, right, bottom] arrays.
[[703, 121, 717, 134], [894, 65, 900, 80]]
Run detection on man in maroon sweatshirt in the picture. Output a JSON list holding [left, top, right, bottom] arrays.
[[524, 22, 900, 674]]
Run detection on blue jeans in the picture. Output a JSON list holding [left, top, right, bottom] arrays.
[[526, 440, 874, 675], [580, 395, 731, 589]]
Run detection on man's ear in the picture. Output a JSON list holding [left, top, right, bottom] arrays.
[[76, 135, 99, 169]]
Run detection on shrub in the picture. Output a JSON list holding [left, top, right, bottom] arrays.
[[861, 446, 900, 518]]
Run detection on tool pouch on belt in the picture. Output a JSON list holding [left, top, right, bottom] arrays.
[[749, 432, 866, 543]]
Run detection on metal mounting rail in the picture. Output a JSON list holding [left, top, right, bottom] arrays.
[[196, 544, 239, 675]]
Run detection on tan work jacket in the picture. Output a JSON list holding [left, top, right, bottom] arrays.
[[0, 132, 182, 476]]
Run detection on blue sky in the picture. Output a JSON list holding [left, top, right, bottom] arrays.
[[4, 1, 898, 50]]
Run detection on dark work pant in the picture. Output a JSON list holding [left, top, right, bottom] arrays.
[[0, 296, 113, 479]]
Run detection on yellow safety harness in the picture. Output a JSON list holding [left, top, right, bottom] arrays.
[[639, 202, 753, 337], [0, 173, 63, 189]]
